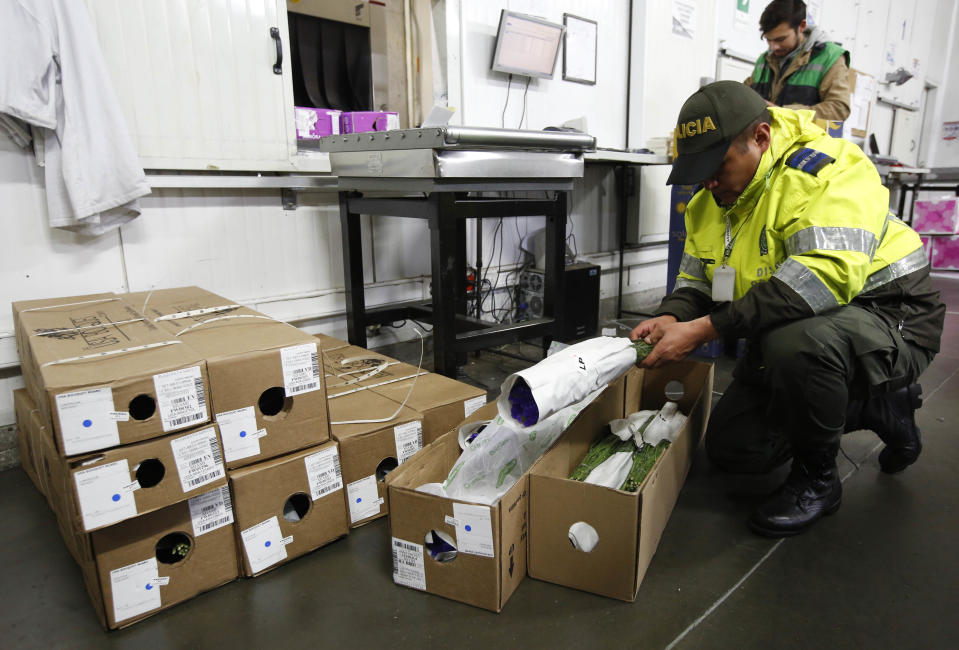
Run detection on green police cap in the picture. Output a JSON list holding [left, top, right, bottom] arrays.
[[667, 81, 768, 185]]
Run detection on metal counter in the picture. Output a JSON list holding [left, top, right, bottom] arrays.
[[322, 126, 595, 376]]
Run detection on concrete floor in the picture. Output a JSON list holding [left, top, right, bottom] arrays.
[[2, 274, 958, 648]]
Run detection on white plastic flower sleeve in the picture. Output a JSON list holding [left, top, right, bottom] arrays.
[[496, 336, 637, 429]]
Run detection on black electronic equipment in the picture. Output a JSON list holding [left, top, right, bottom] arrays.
[[518, 262, 600, 342]]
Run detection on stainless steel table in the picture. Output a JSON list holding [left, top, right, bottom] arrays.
[[320, 126, 596, 377]]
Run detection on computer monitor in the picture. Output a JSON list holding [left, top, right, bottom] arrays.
[[491, 10, 564, 79]]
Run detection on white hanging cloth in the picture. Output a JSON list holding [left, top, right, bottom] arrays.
[[0, 0, 150, 236]]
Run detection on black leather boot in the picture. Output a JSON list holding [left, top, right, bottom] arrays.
[[748, 450, 842, 537], [847, 384, 923, 473]]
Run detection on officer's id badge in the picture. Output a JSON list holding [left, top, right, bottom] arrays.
[[712, 266, 735, 302]]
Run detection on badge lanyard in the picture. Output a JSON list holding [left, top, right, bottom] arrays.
[[713, 164, 774, 303]]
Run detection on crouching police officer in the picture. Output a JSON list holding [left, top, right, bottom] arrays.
[[631, 81, 944, 537]]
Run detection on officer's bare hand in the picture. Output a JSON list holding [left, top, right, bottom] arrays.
[[629, 315, 678, 344], [639, 316, 719, 369]]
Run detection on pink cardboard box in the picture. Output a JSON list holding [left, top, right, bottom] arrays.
[[920, 235, 932, 261], [340, 111, 399, 134], [931, 235, 959, 270], [295, 106, 341, 139], [912, 198, 959, 235]]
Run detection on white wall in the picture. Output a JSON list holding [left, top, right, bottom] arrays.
[[446, 0, 630, 145], [631, 0, 718, 241], [922, 0, 959, 168]]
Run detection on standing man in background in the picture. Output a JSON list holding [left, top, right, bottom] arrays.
[[746, 0, 851, 121]]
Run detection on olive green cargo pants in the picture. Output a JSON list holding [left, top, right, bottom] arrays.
[[705, 304, 935, 474]]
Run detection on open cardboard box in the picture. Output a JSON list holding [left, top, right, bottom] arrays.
[[124, 287, 330, 470], [12, 293, 212, 456], [229, 441, 349, 577], [387, 400, 543, 613], [527, 360, 713, 601]]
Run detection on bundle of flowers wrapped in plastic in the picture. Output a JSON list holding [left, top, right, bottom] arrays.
[[497, 337, 653, 428], [568, 401, 686, 492], [420, 387, 605, 505]]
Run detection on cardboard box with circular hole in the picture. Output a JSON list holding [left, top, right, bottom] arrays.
[[86, 488, 239, 629], [29, 405, 239, 630], [122, 287, 331, 470], [328, 389, 425, 527], [57, 421, 229, 534], [526, 360, 713, 601], [228, 440, 349, 576], [385, 399, 533, 613], [13, 293, 213, 456]]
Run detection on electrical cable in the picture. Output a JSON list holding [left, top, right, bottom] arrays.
[[409, 318, 433, 332], [501, 74, 513, 128], [329, 327, 426, 425], [519, 76, 531, 128]]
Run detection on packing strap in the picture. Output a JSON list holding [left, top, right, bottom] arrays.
[[41, 340, 183, 367], [35, 318, 147, 337], [154, 305, 241, 321], [21, 297, 120, 312], [173, 314, 281, 337], [327, 371, 429, 399]]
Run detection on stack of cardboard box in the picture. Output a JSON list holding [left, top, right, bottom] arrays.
[[126, 287, 349, 578], [12, 293, 237, 629], [12, 286, 493, 627]]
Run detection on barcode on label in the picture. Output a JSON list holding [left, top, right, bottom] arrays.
[[194, 377, 207, 409], [315, 453, 342, 498], [198, 516, 232, 533], [209, 438, 223, 465], [221, 486, 233, 512], [169, 412, 204, 428], [310, 351, 319, 378], [188, 471, 221, 488], [394, 539, 419, 553]]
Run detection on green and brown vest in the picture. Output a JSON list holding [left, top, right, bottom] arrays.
[[751, 41, 848, 106]]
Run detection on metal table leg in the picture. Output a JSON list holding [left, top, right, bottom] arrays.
[[339, 192, 367, 347], [543, 190, 567, 351], [429, 195, 459, 376]]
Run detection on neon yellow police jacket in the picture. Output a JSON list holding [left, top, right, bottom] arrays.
[[658, 107, 942, 352]]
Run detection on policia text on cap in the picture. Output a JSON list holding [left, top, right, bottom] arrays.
[[630, 81, 944, 538]]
